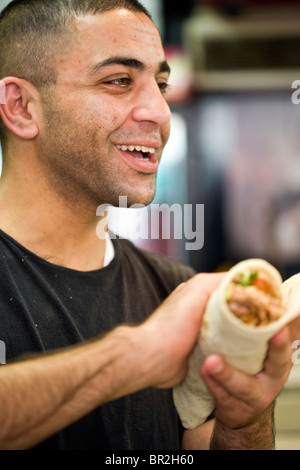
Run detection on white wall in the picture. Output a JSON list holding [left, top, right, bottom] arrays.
[[0, 0, 11, 12], [139, 0, 164, 38]]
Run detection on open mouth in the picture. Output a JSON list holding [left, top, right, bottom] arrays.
[[115, 143, 159, 174], [116, 144, 155, 161]]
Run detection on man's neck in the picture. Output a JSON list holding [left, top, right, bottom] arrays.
[[0, 172, 108, 272]]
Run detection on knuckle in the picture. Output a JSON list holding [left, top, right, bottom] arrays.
[[259, 395, 272, 411]]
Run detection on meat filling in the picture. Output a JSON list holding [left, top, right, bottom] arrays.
[[226, 272, 285, 326]]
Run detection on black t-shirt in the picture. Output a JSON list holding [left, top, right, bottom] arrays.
[[0, 230, 196, 450]]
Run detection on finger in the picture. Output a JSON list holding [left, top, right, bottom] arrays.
[[162, 273, 225, 321], [264, 327, 293, 379], [201, 355, 275, 429], [287, 315, 300, 342], [201, 355, 258, 405], [183, 272, 225, 298], [200, 355, 232, 403]]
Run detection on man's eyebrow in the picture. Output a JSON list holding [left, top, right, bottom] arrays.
[[158, 60, 171, 75], [88, 56, 171, 76]]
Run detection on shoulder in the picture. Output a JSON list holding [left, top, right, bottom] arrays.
[[113, 238, 196, 294]]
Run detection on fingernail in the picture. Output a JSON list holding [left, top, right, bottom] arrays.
[[272, 327, 288, 345], [207, 355, 224, 374]]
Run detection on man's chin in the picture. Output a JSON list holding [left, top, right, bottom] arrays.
[[114, 196, 154, 209], [111, 189, 157, 209]]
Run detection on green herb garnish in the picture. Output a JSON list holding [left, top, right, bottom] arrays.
[[236, 270, 258, 287]]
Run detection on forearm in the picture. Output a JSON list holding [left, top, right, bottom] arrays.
[[0, 325, 150, 449], [210, 403, 276, 450], [182, 419, 215, 450], [0, 273, 225, 450]]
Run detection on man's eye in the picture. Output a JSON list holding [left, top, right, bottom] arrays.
[[105, 77, 131, 87], [158, 82, 171, 94]]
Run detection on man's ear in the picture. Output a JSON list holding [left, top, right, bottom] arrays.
[[0, 77, 39, 140]]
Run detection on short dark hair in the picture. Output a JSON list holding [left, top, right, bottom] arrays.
[[0, 0, 152, 143]]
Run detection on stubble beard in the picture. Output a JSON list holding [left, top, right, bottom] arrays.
[[38, 101, 158, 213]]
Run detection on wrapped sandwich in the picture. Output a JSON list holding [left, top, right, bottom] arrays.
[[173, 259, 300, 429]]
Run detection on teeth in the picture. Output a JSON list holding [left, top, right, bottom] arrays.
[[116, 144, 155, 154]]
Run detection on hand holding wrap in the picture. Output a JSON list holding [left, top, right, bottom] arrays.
[[173, 259, 300, 429]]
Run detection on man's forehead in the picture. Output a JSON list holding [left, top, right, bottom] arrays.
[[74, 10, 162, 51], [65, 10, 167, 76]]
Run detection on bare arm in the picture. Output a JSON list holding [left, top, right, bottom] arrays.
[[182, 410, 274, 451], [0, 327, 147, 449], [182, 419, 215, 450], [0, 273, 224, 450], [1, 271, 295, 451], [182, 407, 274, 451], [209, 405, 275, 450]]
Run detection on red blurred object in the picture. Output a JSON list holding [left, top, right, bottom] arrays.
[[164, 46, 194, 104]]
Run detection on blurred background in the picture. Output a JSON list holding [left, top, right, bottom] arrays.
[[111, 0, 300, 285], [1, 0, 300, 449], [147, 0, 300, 282]]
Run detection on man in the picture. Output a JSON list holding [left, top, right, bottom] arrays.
[[0, 0, 298, 450]]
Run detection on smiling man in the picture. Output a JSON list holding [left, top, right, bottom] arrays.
[[0, 0, 298, 451], [36, 12, 172, 213], [0, 0, 172, 270]]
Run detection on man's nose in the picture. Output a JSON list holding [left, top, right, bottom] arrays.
[[131, 82, 172, 126]]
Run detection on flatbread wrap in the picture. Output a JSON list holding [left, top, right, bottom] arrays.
[[173, 258, 300, 429]]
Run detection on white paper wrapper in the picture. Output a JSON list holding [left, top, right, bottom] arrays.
[[173, 259, 300, 429]]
